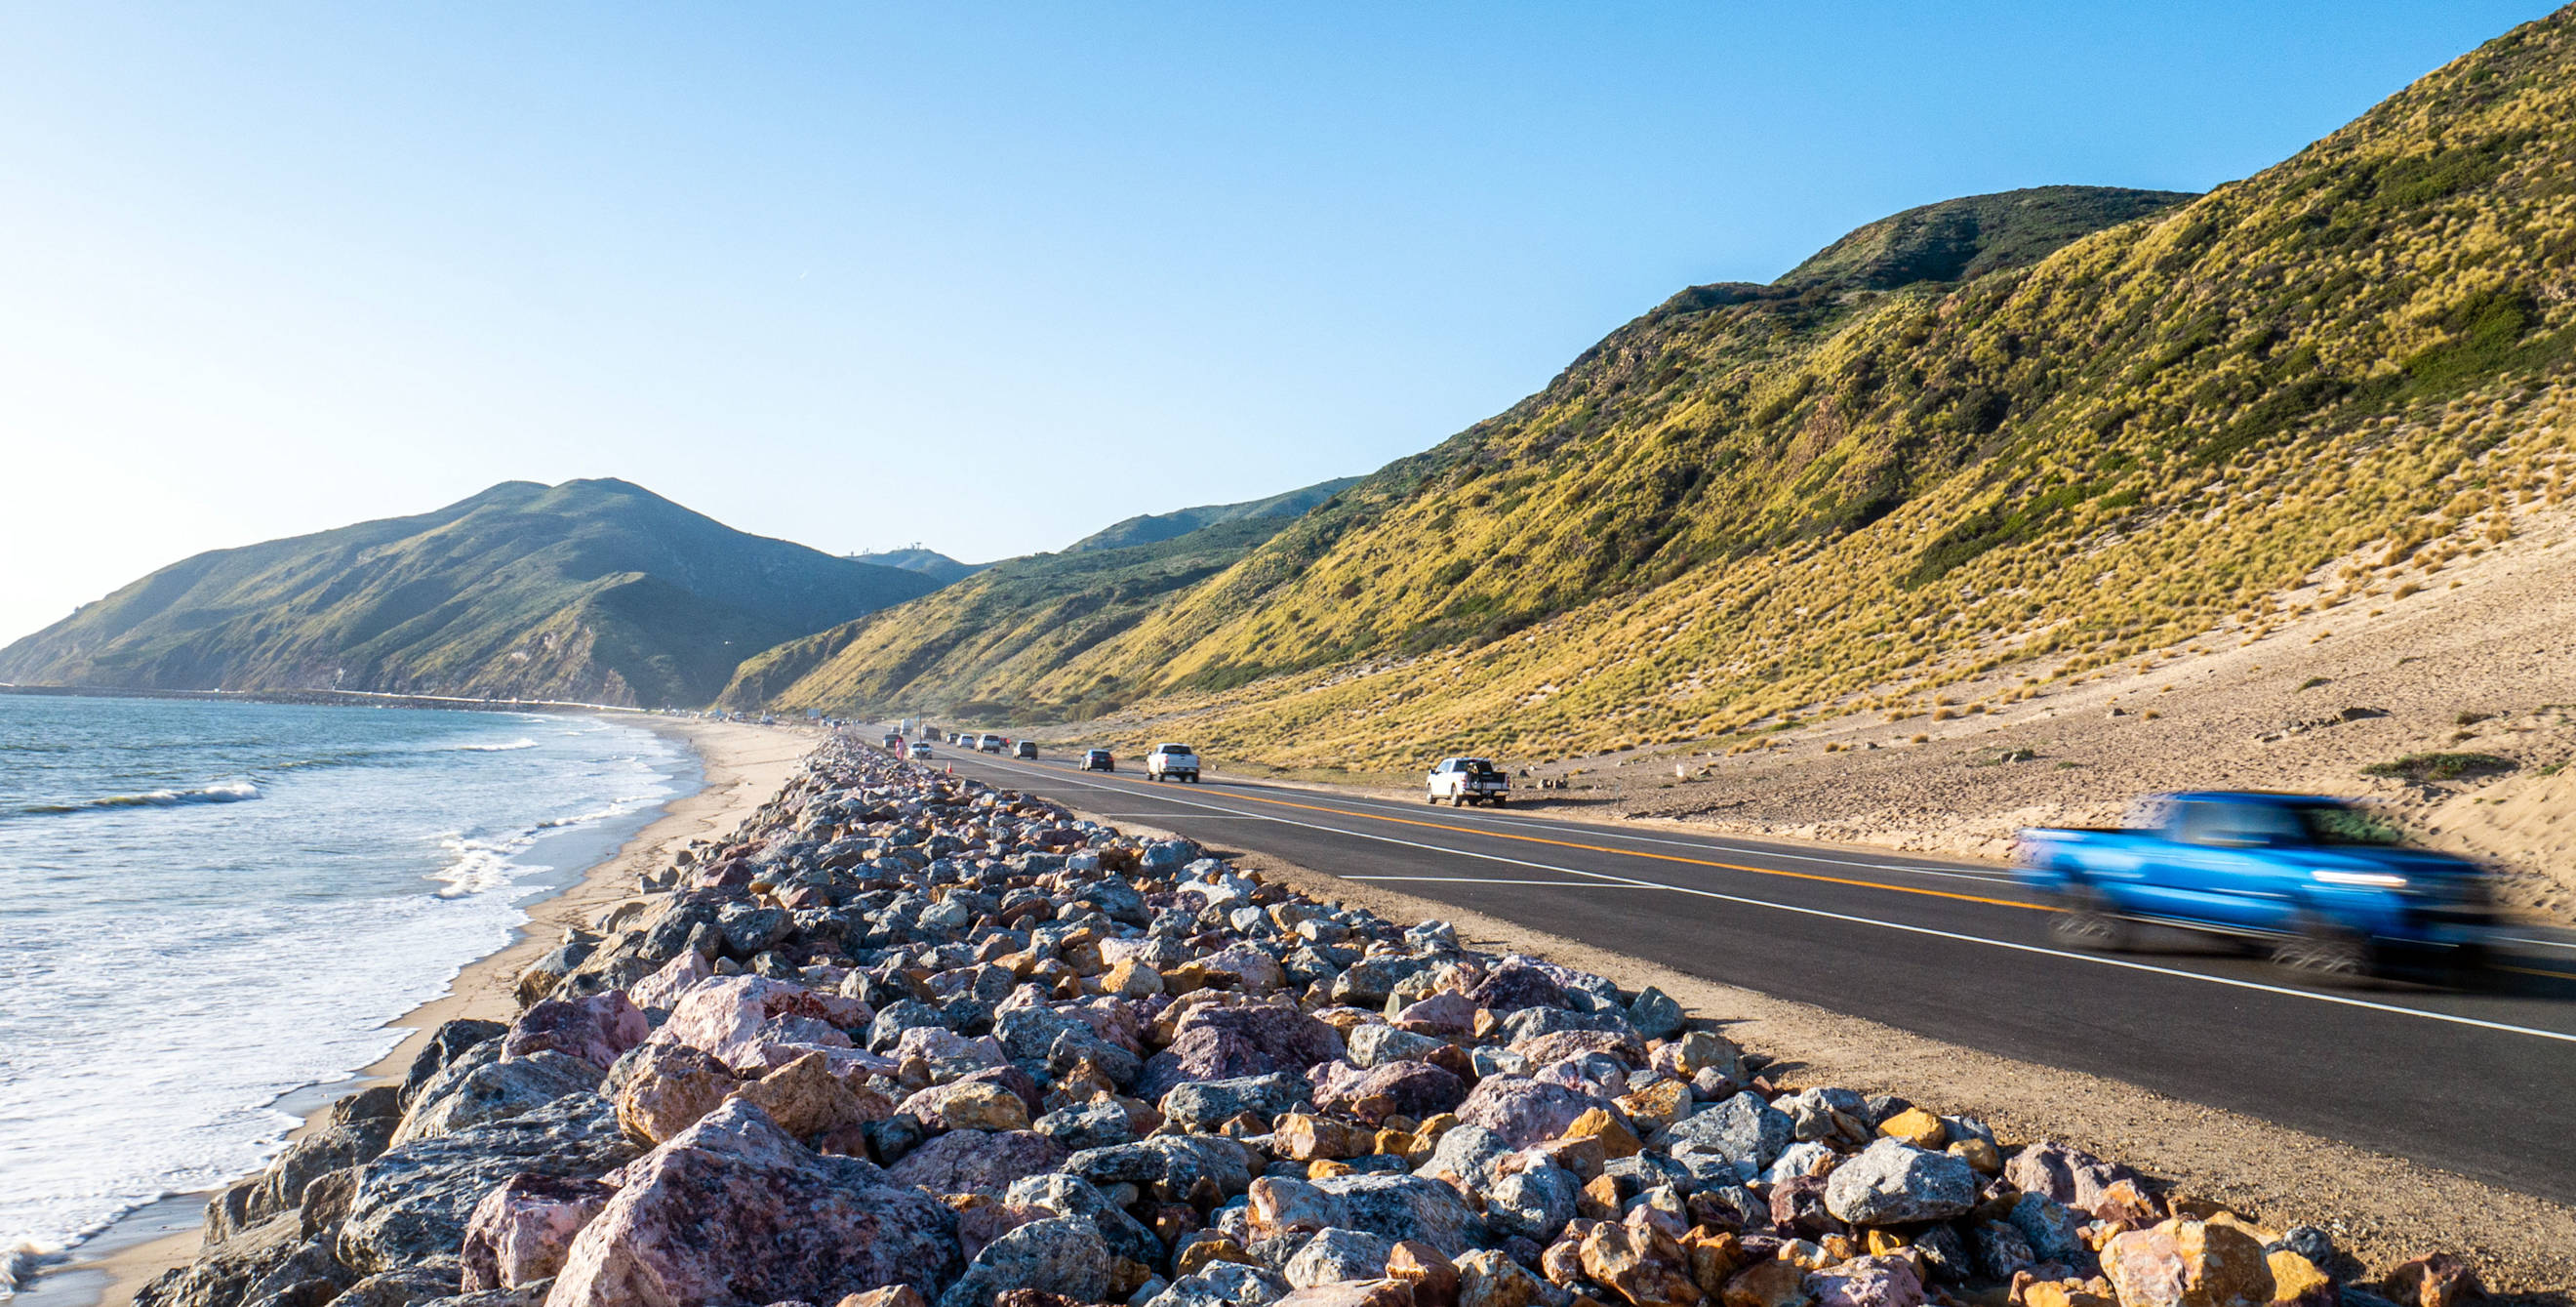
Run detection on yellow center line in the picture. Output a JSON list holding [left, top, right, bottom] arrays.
[[1172, 778, 2054, 913]]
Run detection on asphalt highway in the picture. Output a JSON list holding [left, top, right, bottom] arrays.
[[918, 740, 2576, 1205]]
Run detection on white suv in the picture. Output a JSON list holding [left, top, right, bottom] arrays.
[[1147, 743, 1200, 783], [1428, 757, 1509, 806]]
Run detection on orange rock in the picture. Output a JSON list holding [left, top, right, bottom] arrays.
[[1389, 1240, 1462, 1307], [1677, 1229, 1743, 1296], [2383, 1252, 2483, 1307], [1875, 1107, 1947, 1149], [1562, 1107, 1644, 1161], [1717, 1259, 1807, 1307], [731, 1052, 867, 1138], [837, 1288, 928, 1307], [1579, 1219, 1702, 1307], [1274, 1112, 1373, 1161], [2101, 1218, 2274, 1307]]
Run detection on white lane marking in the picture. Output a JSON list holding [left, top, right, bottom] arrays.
[[1288, 789, 2021, 882], [1349, 876, 1659, 887], [1097, 813, 1277, 819], [2498, 935, 2576, 952], [964, 754, 2576, 1046]]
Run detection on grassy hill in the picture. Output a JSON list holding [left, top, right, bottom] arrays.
[[723, 479, 1360, 718], [1066, 477, 1362, 552], [0, 479, 941, 707], [850, 548, 987, 586], [747, 8, 2576, 771]]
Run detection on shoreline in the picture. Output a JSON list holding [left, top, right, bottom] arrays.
[[36, 715, 816, 1307]]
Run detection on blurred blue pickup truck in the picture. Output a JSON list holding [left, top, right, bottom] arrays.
[[2014, 792, 2496, 979]]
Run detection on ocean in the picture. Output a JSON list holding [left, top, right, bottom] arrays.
[[0, 694, 689, 1291]]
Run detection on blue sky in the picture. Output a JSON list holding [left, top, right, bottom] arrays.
[[0, 2, 2554, 642]]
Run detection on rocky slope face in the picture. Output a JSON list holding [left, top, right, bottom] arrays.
[[0, 480, 939, 708], [728, 480, 1362, 722], [773, 10, 2576, 774], [130, 734, 2490, 1307]]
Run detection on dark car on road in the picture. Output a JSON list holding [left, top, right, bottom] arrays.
[[1081, 749, 1114, 772], [2016, 792, 2496, 980], [1015, 741, 1038, 759]]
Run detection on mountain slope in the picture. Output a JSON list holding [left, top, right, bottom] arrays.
[[756, 10, 2576, 771], [1067, 477, 1363, 552], [851, 548, 987, 586], [723, 479, 1360, 717], [0, 479, 941, 707]]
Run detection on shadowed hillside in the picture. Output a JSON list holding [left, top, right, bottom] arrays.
[[0, 480, 940, 707]]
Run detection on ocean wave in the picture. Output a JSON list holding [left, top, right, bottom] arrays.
[[447, 738, 540, 753], [19, 781, 261, 816]]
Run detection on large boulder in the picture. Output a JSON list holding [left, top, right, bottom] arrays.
[[886, 1129, 1069, 1197], [400, 1020, 510, 1107], [545, 1100, 960, 1307], [1162, 1073, 1311, 1132], [1820, 1139, 1978, 1227], [500, 993, 649, 1074], [1310, 1062, 1466, 1127], [2004, 1140, 2149, 1217], [2100, 1218, 2275, 1307], [393, 1047, 600, 1147], [1655, 1092, 1791, 1178], [1307, 1173, 1483, 1256], [340, 1094, 640, 1277], [1141, 1005, 1345, 1099], [1465, 963, 1568, 1013], [613, 1042, 741, 1145], [936, 1216, 1112, 1307], [1065, 1136, 1254, 1203], [1454, 1076, 1608, 1149], [459, 1174, 608, 1292]]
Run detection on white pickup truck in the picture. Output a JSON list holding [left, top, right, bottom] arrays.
[[1147, 743, 1200, 783], [1428, 757, 1509, 806]]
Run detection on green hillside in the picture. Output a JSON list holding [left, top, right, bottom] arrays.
[[749, 9, 2576, 770], [1065, 477, 1362, 552], [721, 480, 1360, 718], [0, 479, 940, 707], [850, 548, 987, 586]]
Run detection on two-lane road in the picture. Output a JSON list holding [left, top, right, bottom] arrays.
[[923, 743, 2576, 1203]]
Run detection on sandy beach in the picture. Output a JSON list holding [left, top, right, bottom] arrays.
[[60, 715, 815, 1307]]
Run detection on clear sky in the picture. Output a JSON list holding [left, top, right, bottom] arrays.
[[1, 2, 2555, 644]]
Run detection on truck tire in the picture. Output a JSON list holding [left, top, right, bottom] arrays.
[[2048, 886, 2129, 952], [2270, 916, 2372, 984], [1427, 793, 1439, 805]]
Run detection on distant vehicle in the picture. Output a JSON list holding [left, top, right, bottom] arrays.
[[948, 732, 963, 744], [906, 741, 933, 759], [1428, 757, 1509, 807], [1015, 741, 1038, 759], [881, 732, 903, 750], [1147, 743, 1199, 783], [917, 723, 941, 739], [2015, 792, 2496, 980], [978, 733, 1006, 754], [1081, 749, 1115, 772]]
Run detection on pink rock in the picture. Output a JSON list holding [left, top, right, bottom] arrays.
[[651, 977, 884, 1076], [460, 1173, 610, 1291], [1806, 1255, 1924, 1307], [883, 1129, 1067, 1198], [503, 993, 651, 1073], [1455, 1076, 1610, 1148], [1311, 1062, 1468, 1126], [1393, 994, 1479, 1037], [627, 952, 712, 1012], [546, 1100, 959, 1307]]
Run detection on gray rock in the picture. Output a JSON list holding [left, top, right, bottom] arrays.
[[391, 1049, 599, 1146], [1454, 1075, 1608, 1149], [1307, 1172, 1482, 1255], [399, 1020, 509, 1107], [1160, 1072, 1309, 1132], [1034, 1100, 1138, 1150], [938, 1216, 1111, 1307], [1147, 1262, 1291, 1307], [339, 1094, 640, 1277], [331, 1262, 463, 1307], [1625, 988, 1684, 1042], [1345, 1025, 1443, 1069], [1002, 1174, 1162, 1270], [2005, 1192, 2086, 1263], [1283, 1229, 1394, 1289], [1821, 1138, 1979, 1227], [134, 1214, 323, 1307], [885, 1129, 1069, 1198], [1656, 1091, 1791, 1176], [1067, 1134, 1253, 1202], [1481, 1164, 1578, 1244], [1972, 1220, 2037, 1280], [1411, 1123, 1512, 1190]]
